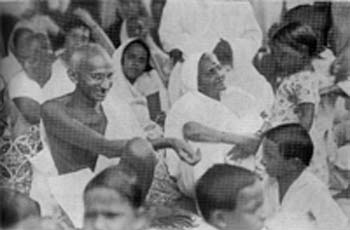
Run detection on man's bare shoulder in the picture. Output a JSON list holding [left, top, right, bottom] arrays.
[[42, 94, 72, 114]]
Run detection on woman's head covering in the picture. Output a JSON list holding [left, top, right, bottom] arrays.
[[180, 52, 205, 93], [168, 38, 222, 104], [112, 38, 152, 79]]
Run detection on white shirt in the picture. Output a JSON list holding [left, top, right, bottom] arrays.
[[42, 58, 75, 101], [8, 70, 43, 138], [264, 170, 349, 230], [9, 70, 43, 103], [0, 52, 23, 84]]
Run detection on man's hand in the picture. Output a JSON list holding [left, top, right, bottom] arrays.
[[171, 138, 201, 165]]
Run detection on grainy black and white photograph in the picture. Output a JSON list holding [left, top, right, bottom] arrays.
[[0, 0, 350, 229]]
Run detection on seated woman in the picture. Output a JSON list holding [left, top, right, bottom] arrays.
[[1, 33, 54, 195], [111, 38, 170, 130], [161, 52, 260, 209]]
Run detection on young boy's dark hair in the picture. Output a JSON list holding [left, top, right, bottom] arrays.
[[271, 21, 319, 59], [84, 165, 144, 209], [195, 164, 258, 221], [263, 123, 314, 166], [62, 15, 91, 35], [0, 188, 41, 229]]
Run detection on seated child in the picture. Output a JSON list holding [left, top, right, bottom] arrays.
[[83, 138, 196, 230], [261, 123, 349, 230], [83, 165, 149, 230], [195, 164, 265, 230]]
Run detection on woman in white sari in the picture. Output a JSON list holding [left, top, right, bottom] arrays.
[[110, 38, 170, 136], [164, 52, 261, 200]]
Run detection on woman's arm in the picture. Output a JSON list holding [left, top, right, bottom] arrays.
[[297, 103, 315, 131], [183, 121, 252, 145], [183, 121, 261, 160]]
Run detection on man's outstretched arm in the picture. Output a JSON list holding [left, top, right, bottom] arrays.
[[41, 101, 128, 158]]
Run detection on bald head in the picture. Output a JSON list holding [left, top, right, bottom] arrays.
[[69, 43, 113, 74]]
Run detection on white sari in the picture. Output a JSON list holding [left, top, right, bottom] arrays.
[[164, 53, 259, 198], [111, 39, 169, 137]]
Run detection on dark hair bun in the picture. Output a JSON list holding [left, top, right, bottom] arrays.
[[271, 21, 319, 57]]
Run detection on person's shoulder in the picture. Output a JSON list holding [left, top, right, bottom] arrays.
[[303, 170, 330, 195], [42, 95, 71, 112], [10, 70, 27, 82], [170, 91, 198, 111]]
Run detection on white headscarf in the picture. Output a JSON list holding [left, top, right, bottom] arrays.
[[180, 52, 205, 92], [167, 36, 220, 105], [111, 38, 150, 123], [168, 52, 207, 105], [111, 38, 164, 139]]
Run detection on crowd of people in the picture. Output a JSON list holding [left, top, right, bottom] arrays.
[[1, 0, 350, 230]]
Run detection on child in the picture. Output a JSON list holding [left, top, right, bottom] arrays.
[[83, 138, 196, 230], [261, 123, 349, 230], [195, 164, 265, 230], [83, 165, 148, 230], [255, 21, 342, 185], [262, 22, 319, 131]]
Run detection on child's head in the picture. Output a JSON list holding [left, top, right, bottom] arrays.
[[83, 165, 147, 230], [118, 0, 146, 19], [121, 39, 152, 83], [261, 123, 313, 178], [63, 15, 91, 51], [269, 22, 319, 75], [196, 164, 265, 230], [0, 188, 41, 229]]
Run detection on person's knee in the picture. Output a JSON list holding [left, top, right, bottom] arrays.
[[121, 138, 157, 172], [121, 138, 157, 199], [124, 137, 154, 159]]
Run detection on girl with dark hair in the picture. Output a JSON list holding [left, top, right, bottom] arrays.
[[257, 22, 350, 186], [111, 39, 170, 132], [262, 22, 319, 132]]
